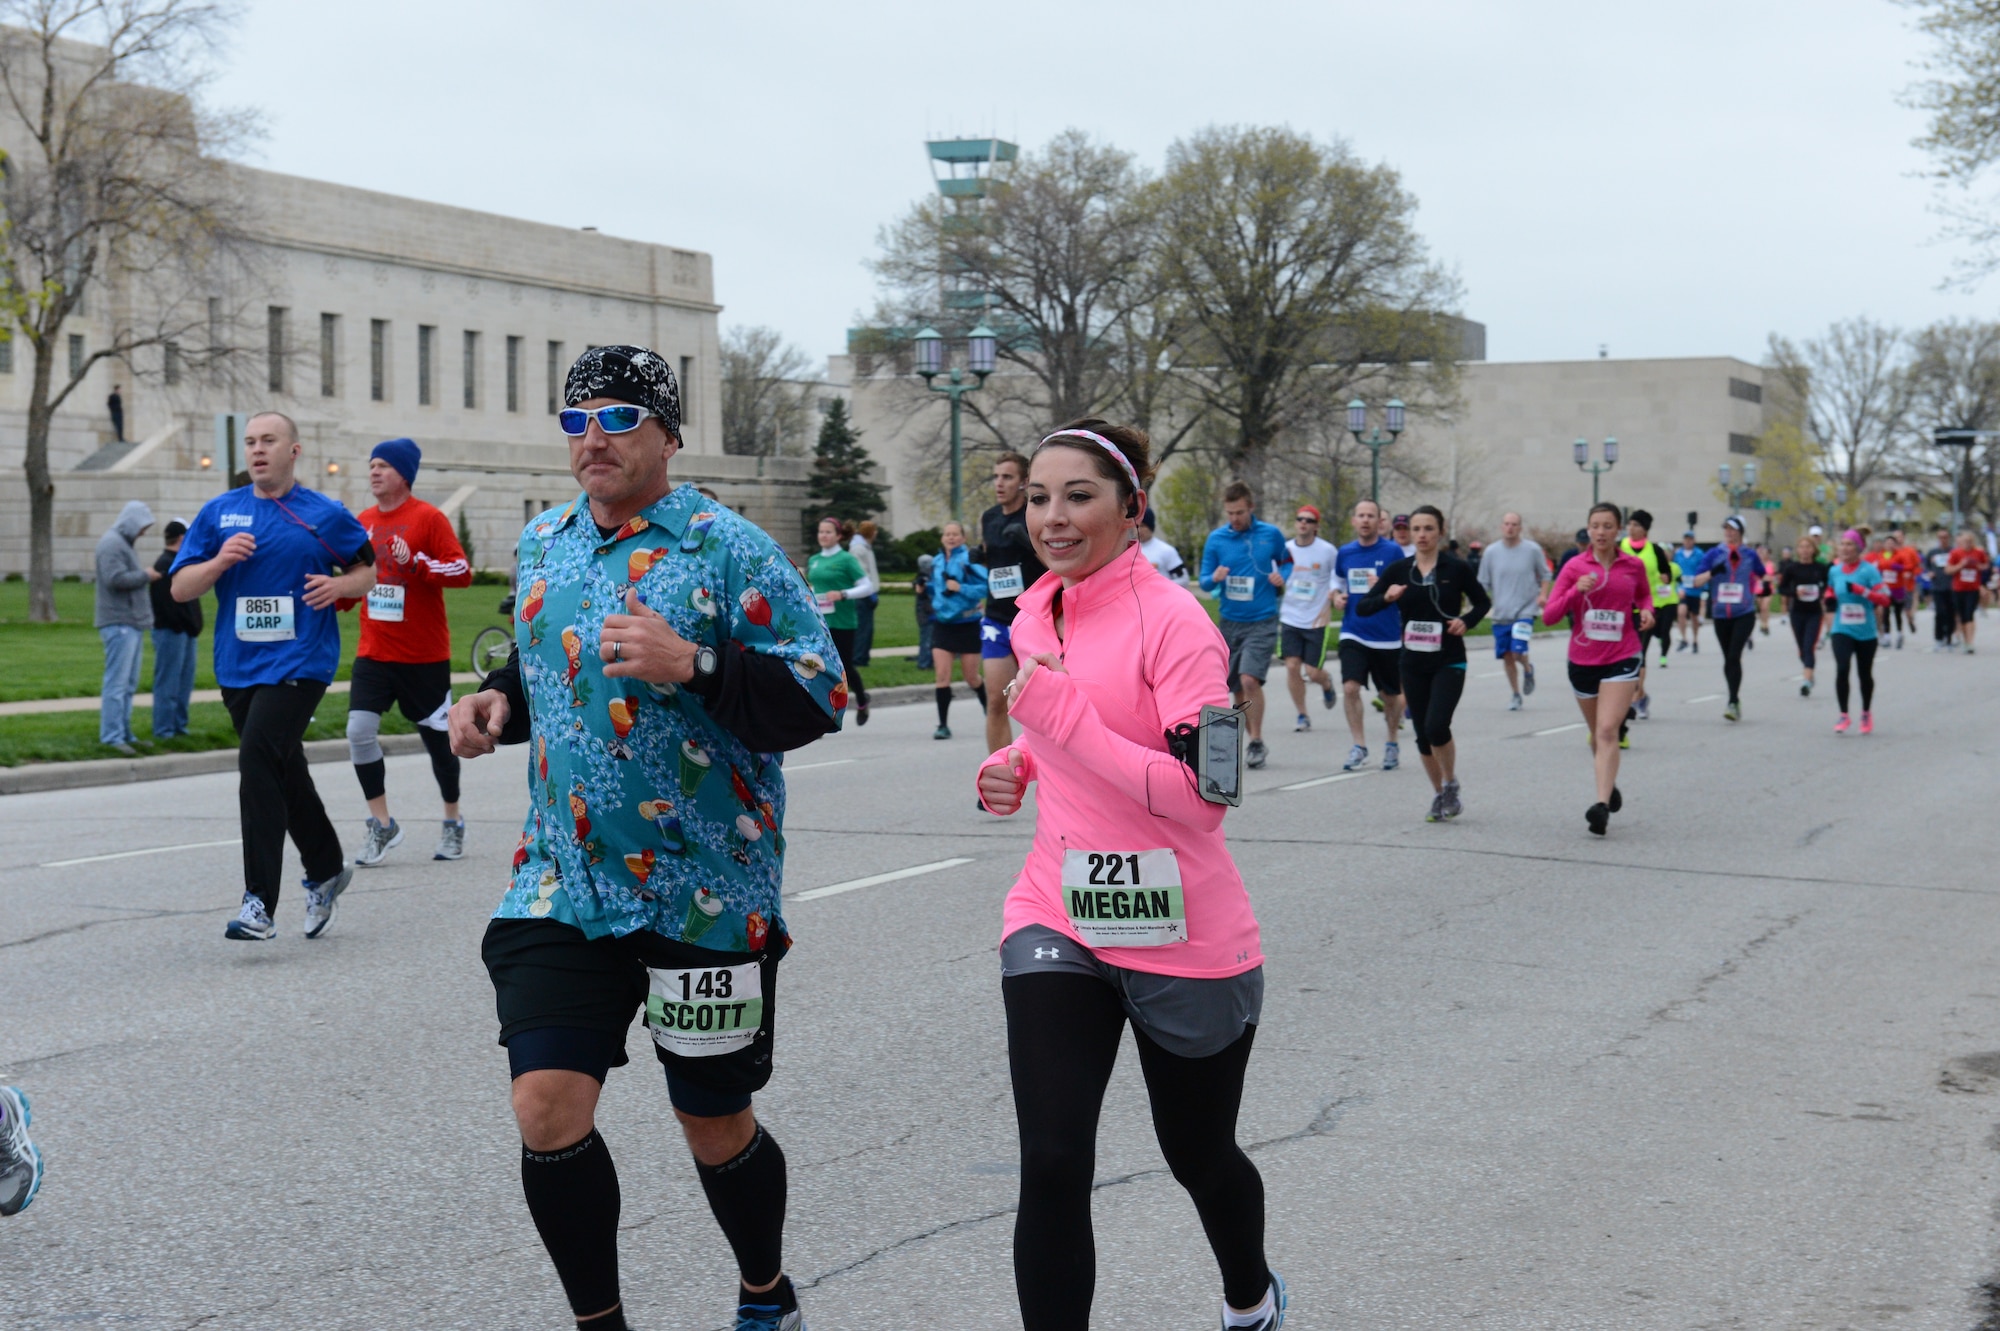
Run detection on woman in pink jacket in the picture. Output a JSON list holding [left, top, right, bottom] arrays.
[[1543, 501, 1656, 835], [977, 418, 1285, 1331]]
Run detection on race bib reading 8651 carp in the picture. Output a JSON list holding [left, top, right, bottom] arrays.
[[1060, 848, 1186, 948]]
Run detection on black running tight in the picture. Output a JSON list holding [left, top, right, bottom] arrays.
[[1003, 972, 1268, 1330], [1788, 606, 1822, 671], [1400, 662, 1466, 755], [1831, 634, 1876, 713], [1712, 614, 1755, 702], [829, 628, 868, 705]]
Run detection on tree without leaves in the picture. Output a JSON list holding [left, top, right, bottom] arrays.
[[1766, 318, 1912, 496], [802, 398, 886, 544], [719, 324, 813, 458], [1, 0, 263, 621], [1147, 125, 1462, 499], [1905, 317, 2000, 521], [1900, 0, 2000, 284]]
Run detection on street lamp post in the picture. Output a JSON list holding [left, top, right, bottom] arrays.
[[914, 323, 997, 522], [1345, 398, 1405, 504], [1573, 436, 1619, 504], [1934, 428, 1982, 532], [1811, 482, 1849, 534], [1719, 460, 1759, 518]]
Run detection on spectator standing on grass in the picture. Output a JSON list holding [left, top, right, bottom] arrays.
[[148, 518, 201, 740], [95, 500, 157, 755], [848, 519, 881, 667]]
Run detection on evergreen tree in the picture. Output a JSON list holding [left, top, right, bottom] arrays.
[[803, 399, 887, 542]]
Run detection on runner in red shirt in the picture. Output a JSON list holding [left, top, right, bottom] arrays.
[[1947, 530, 1991, 654], [342, 439, 474, 862]]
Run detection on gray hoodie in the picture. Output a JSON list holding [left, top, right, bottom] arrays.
[[94, 500, 155, 629]]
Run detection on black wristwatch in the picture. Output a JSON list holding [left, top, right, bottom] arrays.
[[692, 643, 718, 680]]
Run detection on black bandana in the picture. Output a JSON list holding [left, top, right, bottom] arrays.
[[564, 344, 682, 437]]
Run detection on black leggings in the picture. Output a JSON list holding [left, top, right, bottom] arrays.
[[1831, 634, 1876, 713], [828, 627, 868, 705], [1400, 661, 1466, 755], [1712, 614, 1755, 702], [1004, 972, 1268, 1329], [221, 680, 345, 911], [1788, 605, 1823, 671]]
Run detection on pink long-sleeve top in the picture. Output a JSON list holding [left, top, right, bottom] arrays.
[[1543, 548, 1654, 665], [977, 542, 1262, 979]]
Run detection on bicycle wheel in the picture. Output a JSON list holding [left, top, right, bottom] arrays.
[[470, 626, 513, 677]]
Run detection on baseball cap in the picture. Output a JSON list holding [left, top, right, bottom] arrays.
[[1295, 504, 1321, 522], [1808, 524, 1824, 536], [1722, 515, 1746, 533], [1391, 513, 1411, 527]]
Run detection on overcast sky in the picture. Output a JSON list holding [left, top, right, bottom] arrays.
[[212, 0, 1995, 371]]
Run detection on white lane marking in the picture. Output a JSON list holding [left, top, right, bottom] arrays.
[[1533, 723, 1586, 736], [1477, 671, 1506, 679], [785, 759, 857, 773], [1686, 694, 1723, 703], [43, 838, 242, 868], [791, 857, 975, 901], [1279, 770, 1376, 791]]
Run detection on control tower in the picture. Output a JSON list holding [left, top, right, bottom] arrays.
[[926, 138, 1017, 316]]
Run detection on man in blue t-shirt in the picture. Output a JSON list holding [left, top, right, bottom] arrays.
[[1671, 531, 1707, 654], [1199, 481, 1292, 769], [172, 411, 376, 942], [1330, 498, 1406, 771]]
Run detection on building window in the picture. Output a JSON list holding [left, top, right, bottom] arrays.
[[680, 355, 693, 433], [68, 333, 83, 378], [319, 313, 339, 397], [163, 340, 179, 386], [546, 340, 564, 414], [418, 324, 435, 406], [1728, 432, 1757, 454], [506, 335, 521, 413], [370, 319, 387, 401], [266, 306, 287, 392], [463, 330, 480, 409], [1728, 377, 1762, 404]]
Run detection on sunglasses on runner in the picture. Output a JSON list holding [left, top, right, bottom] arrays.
[[558, 405, 657, 437]]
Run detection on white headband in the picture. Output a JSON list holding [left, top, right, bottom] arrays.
[[1038, 428, 1140, 494]]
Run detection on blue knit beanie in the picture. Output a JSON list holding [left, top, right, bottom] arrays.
[[370, 438, 420, 489]]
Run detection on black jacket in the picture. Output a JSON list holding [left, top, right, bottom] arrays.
[[149, 547, 202, 636], [1356, 551, 1491, 667]]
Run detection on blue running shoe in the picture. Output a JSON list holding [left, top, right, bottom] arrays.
[[0, 1085, 44, 1216], [1342, 744, 1368, 771], [735, 1302, 805, 1330], [302, 864, 353, 940], [1221, 1269, 1288, 1329], [224, 892, 274, 941], [1382, 740, 1400, 771]]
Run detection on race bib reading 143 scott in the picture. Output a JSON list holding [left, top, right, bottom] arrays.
[[1061, 848, 1186, 948], [645, 962, 763, 1057], [235, 596, 295, 642]]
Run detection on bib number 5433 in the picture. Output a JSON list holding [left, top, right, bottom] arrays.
[[645, 961, 762, 1057], [1060, 848, 1185, 948]]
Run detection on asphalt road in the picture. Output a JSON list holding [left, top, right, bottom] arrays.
[[7, 627, 2000, 1329]]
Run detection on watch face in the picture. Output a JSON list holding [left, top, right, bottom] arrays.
[[697, 645, 717, 675]]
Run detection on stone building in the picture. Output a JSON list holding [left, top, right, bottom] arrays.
[[0, 166, 814, 578]]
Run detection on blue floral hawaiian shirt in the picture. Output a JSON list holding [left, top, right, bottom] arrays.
[[494, 484, 847, 950]]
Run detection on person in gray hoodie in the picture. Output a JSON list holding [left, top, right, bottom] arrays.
[[94, 499, 159, 752]]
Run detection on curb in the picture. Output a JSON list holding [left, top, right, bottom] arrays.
[[0, 733, 429, 796], [853, 680, 983, 710]]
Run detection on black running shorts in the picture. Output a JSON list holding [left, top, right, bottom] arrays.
[[1337, 638, 1401, 695], [1567, 655, 1643, 698], [348, 657, 452, 727]]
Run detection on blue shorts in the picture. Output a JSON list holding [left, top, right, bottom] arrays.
[[980, 616, 1014, 661], [1492, 618, 1535, 657]]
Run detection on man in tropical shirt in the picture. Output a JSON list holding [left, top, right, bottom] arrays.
[[451, 345, 842, 1331]]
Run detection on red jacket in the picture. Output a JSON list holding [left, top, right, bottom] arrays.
[[347, 497, 472, 663]]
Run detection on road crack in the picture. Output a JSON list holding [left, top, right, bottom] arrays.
[[1580, 913, 1805, 1067]]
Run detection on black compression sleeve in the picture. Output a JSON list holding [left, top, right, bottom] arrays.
[[481, 642, 533, 745], [683, 644, 838, 752]]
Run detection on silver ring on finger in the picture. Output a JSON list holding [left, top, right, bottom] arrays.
[[612, 640, 623, 662]]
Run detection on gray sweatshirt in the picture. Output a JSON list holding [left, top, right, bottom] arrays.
[[94, 500, 155, 629]]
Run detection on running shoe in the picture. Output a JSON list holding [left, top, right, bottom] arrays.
[[1371, 694, 1385, 713], [1426, 790, 1447, 823], [1860, 711, 1874, 735], [1693, 640, 1700, 653], [1342, 745, 1368, 771], [1635, 694, 1650, 721], [1508, 692, 1522, 711], [224, 892, 274, 941], [734, 1303, 805, 1331], [1676, 639, 1688, 652], [354, 816, 403, 868], [1608, 785, 1622, 813], [1760, 624, 1770, 636], [1657, 652, 1668, 668], [1522, 662, 1536, 695], [1246, 739, 1267, 769], [0, 1085, 43, 1217], [1439, 780, 1462, 820], [1321, 680, 1337, 709], [1896, 632, 1905, 649], [855, 702, 870, 726], [933, 725, 951, 740], [1799, 681, 1810, 697], [1834, 713, 1851, 734], [1221, 1269, 1288, 1331], [302, 865, 353, 940], [434, 819, 466, 861], [1724, 700, 1741, 722], [1585, 802, 1609, 836], [1294, 713, 1311, 733], [1382, 741, 1400, 771]]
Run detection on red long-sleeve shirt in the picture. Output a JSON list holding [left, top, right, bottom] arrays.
[[349, 497, 472, 663]]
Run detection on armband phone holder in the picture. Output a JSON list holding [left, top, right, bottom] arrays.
[[1166, 704, 1246, 807]]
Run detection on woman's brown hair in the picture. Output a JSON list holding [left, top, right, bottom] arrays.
[[1034, 417, 1158, 508]]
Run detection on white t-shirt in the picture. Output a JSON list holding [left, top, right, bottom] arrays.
[[1138, 535, 1187, 583], [1279, 537, 1340, 628]]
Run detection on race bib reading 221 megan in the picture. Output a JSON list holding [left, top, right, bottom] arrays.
[[1060, 848, 1185, 948]]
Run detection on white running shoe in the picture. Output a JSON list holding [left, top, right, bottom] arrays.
[[224, 892, 274, 941], [302, 865, 353, 940], [434, 819, 466, 861], [353, 817, 403, 867]]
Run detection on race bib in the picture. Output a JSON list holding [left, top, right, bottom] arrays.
[[235, 595, 295, 642], [1286, 577, 1317, 602], [1583, 608, 1625, 642], [1510, 619, 1533, 647], [366, 583, 405, 622], [645, 962, 763, 1057], [1716, 582, 1745, 606], [1796, 584, 1819, 603], [1838, 602, 1868, 627], [988, 564, 1025, 599], [1346, 568, 1375, 595], [1061, 849, 1185, 948], [1403, 620, 1443, 652], [1224, 575, 1254, 602]]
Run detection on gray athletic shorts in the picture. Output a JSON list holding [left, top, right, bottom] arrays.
[[1219, 615, 1279, 685], [999, 923, 1264, 1059]]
